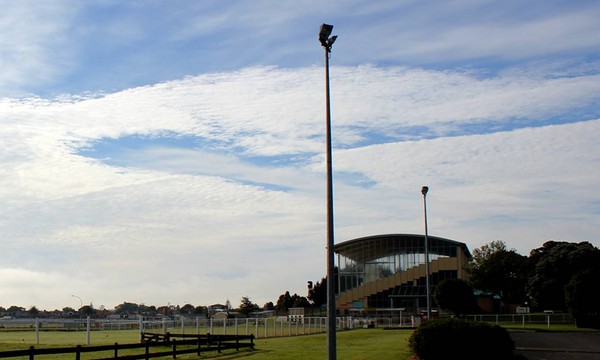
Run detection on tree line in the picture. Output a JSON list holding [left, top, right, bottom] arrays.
[[436, 240, 600, 328]]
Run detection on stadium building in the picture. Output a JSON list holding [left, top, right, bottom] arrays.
[[335, 234, 472, 314]]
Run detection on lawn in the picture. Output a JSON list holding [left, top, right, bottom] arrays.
[[0, 328, 414, 359], [1, 321, 593, 359], [240, 328, 413, 360]]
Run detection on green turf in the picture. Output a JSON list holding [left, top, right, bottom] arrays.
[[0, 321, 596, 359], [0, 328, 414, 359]]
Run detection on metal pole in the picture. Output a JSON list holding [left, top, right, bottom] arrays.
[[324, 38, 337, 360], [422, 187, 431, 320]]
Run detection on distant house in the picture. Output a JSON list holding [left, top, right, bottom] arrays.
[[211, 311, 229, 320], [474, 290, 503, 313], [208, 304, 228, 315]]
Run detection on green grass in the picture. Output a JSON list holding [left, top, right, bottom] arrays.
[[243, 329, 413, 360], [0, 321, 596, 359], [0, 328, 414, 359]]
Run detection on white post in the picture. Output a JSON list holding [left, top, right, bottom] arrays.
[[139, 317, 143, 339], [35, 318, 40, 345], [264, 317, 268, 338], [86, 316, 91, 345], [163, 317, 167, 335], [181, 317, 184, 333], [255, 318, 259, 338]]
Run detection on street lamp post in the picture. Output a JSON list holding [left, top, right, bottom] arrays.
[[421, 186, 431, 320], [71, 294, 83, 316], [319, 23, 338, 360]]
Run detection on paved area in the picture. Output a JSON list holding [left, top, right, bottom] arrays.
[[511, 332, 600, 360]]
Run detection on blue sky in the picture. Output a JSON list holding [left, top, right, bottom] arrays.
[[1, 0, 599, 311]]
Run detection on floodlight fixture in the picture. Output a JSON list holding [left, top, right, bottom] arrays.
[[319, 23, 337, 52], [319, 23, 333, 45]]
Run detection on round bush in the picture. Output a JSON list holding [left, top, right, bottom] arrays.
[[408, 317, 515, 360]]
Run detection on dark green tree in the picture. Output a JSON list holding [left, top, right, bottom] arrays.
[[80, 304, 95, 317], [308, 277, 327, 307], [527, 241, 600, 312], [194, 305, 208, 316], [467, 240, 527, 310], [434, 279, 477, 316], [28, 306, 39, 317], [238, 296, 260, 316], [275, 291, 310, 313], [114, 302, 139, 315], [565, 267, 600, 328], [180, 304, 195, 315]]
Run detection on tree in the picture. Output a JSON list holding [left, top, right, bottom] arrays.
[[565, 267, 600, 328], [467, 240, 527, 310], [194, 305, 208, 317], [308, 277, 327, 307], [180, 304, 195, 315], [114, 302, 139, 316], [528, 241, 600, 313], [434, 279, 477, 316], [80, 304, 95, 317], [275, 291, 310, 313], [238, 296, 259, 316], [7, 306, 25, 316], [62, 307, 76, 317], [28, 306, 40, 317]]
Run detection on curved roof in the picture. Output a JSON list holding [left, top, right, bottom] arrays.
[[334, 233, 472, 261]]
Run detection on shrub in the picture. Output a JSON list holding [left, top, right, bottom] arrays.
[[408, 317, 516, 360]]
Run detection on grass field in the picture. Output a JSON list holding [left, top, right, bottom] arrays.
[[0, 328, 414, 359], [0, 321, 596, 359]]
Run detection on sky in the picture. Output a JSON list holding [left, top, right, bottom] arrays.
[[1, 0, 599, 312]]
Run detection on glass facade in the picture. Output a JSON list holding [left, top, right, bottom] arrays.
[[335, 234, 470, 310]]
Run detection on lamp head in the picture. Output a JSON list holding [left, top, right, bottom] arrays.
[[327, 35, 338, 47], [421, 186, 429, 196], [319, 23, 333, 45]]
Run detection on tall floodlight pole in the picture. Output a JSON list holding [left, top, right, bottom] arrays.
[[319, 23, 338, 360], [421, 186, 431, 320]]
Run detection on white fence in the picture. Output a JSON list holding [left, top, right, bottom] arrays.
[[0, 316, 366, 345], [466, 313, 575, 327]]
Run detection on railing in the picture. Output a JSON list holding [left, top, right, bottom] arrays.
[[0, 316, 362, 344], [466, 313, 575, 327]]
